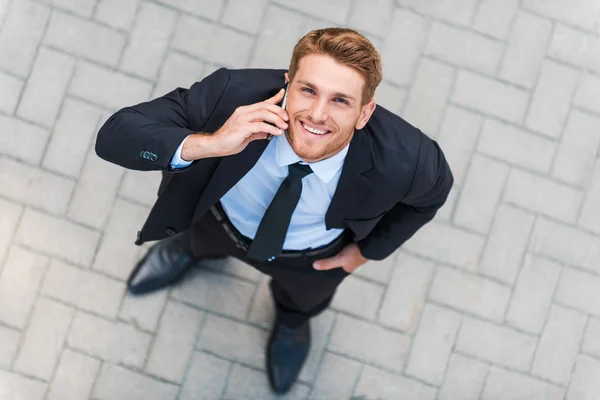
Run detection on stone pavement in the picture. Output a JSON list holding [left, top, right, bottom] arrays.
[[1, 0, 600, 398]]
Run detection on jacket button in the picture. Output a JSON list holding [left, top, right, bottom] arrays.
[[149, 153, 158, 162], [165, 227, 177, 236]]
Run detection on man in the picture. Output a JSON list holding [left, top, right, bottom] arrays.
[[96, 28, 453, 394]]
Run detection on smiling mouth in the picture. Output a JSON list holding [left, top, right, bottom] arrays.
[[299, 121, 331, 135]]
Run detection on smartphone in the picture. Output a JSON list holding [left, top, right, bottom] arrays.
[[267, 83, 289, 141]]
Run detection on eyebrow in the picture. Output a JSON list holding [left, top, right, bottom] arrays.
[[297, 80, 356, 102]]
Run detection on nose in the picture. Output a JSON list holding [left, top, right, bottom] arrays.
[[307, 98, 328, 124]]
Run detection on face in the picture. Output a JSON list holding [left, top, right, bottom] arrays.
[[284, 54, 376, 162]]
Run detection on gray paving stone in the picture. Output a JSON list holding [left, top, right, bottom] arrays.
[[310, 353, 362, 400], [579, 162, 600, 234], [499, 12, 551, 89], [581, 35, 600, 75], [0, 158, 75, 215], [548, 24, 592, 67], [67, 147, 124, 229], [41, 259, 125, 318], [354, 365, 435, 400], [92, 199, 150, 279], [380, 8, 428, 86], [145, 301, 204, 383], [438, 354, 489, 400], [0, 370, 47, 400], [374, 81, 408, 116], [531, 305, 587, 385], [179, 351, 229, 400], [436, 186, 457, 221], [68, 61, 152, 110], [481, 367, 564, 400], [14, 297, 74, 380], [222, 0, 269, 35], [119, 289, 169, 333], [328, 314, 410, 373], [153, 52, 205, 98], [94, 0, 140, 30], [93, 363, 179, 400], [472, 0, 519, 40], [353, 250, 396, 284], [42, 98, 103, 177], [224, 363, 310, 399], [552, 110, 600, 187], [0, 70, 23, 114], [249, 5, 304, 69], [556, 267, 600, 317], [331, 275, 385, 319], [16, 209, 100, 266], [118, 170, 162, 208], [154, 0, 224, 20], [0, 245, 49, 328], [272, 0, 351, 24], [247, 276, 273, 328], [574, 72, 600, 115], [451, 70, 528, 124], [437, 106, 483, 185], [43, 11, 125, 68], [68, 312, 152, 368], [396, 0, 478, 26], [172, 16, 253, 68], [567, 355, 600, 400], [171, 267, 256, 319], [454, 154, 509, 234], [0, 324, 20, 369], [429, 267, 511, 322], [46, 349, 100, 400], [377, 252, 435, 333], [120, 2, 177, 80], [425, 22, 502, 75], [456, 318, 537, 371], [197, 314, 267, 369], [582, 318, 600, 358], [403, 58, 454, 137], [405, 304, 461, 385], [477, 119, 556, 174], [531, 218, 600, 274], [0, 115, 50, 164], [347, 0, 394, 37], [478, 205, 535, 284], [525, 61, 579, 138], [36, 0, 96, 17], [506, 255, 561, 335], [522, 0, 600, 30], [403, 221, 485, 270], [504, 168, 583, 224], [0, 0, 49, 78]]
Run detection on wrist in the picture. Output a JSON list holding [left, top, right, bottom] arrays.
[[181, 133, 220, 160]]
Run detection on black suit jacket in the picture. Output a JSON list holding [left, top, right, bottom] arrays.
[[95, 68, 453, 261]]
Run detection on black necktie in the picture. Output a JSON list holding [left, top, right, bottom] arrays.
[[246, 162, 313, 262]]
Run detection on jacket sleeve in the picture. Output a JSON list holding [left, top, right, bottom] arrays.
[[95, 68, 230, 171], [357, 136, 454, 261]]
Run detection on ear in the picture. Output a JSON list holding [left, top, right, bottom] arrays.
[[284, 72, 290, 84], [355, 99, 377, 130]]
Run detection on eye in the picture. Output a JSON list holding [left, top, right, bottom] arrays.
[[301, 87, 316, 95], [333, 97, 349, 105]]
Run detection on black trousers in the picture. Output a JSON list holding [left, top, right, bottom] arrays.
[[186, 209, 351, 328]]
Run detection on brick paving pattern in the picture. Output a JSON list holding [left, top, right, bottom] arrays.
[[1, 0, 600, 398]]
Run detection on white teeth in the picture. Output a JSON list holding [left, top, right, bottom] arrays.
[[302, 122, 327, 135]]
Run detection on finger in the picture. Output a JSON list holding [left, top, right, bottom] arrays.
[[248, 122, 283, 137], [244, 101, 288, 121], [246, 109, 288, 129], [247, 132, 269, 142], [313, 256, 341, 271], [265, 88, 285, 105]]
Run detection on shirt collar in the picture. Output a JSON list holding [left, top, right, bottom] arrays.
[[274, 133, 349, 183]]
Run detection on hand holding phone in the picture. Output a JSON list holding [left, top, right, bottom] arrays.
[[268, 83, 289, 141]]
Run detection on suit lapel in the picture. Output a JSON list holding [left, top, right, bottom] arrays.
[[325, 131, 373, 229], [193, 139, 270, 220]]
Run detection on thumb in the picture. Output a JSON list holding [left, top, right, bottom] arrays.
[[313, 255, 341, 271], [265, 88, 285, 104]]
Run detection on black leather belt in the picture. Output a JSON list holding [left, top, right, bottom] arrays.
[[210, 202, 349, 260]]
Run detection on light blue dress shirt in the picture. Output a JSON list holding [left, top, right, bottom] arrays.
[[171, 134, 347, 250]]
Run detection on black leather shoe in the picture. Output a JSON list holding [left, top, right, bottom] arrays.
[[266, 317, 311, 394], [127, 233, 199, 295]]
